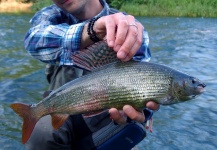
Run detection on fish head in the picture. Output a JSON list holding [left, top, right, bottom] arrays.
[[171, 75, 206, 103]]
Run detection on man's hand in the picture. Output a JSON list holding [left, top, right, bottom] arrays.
[[109, 101, 159, 124], [95, 13, 144, 62], [94, 13, 156, 124]]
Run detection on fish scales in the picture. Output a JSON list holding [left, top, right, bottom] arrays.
[[36, 61, 174, 116], [10, 41, 205, 144]]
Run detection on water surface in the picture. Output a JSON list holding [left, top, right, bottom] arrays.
[[0, 14, 216, 150], [138, 17, 217, 150]]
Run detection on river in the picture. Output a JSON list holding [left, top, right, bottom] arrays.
[[0, 14, 216, 150]]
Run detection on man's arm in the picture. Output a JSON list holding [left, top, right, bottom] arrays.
[[25, 4, 159, 126], [24, 5, 89, 65]]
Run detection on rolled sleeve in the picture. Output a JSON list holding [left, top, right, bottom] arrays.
[[24, 5, 85, 65], [133, 30, 151, 62], [61, 23, 85, 65]]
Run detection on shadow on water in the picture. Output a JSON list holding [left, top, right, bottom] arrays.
[[0, 14, 217, 150]]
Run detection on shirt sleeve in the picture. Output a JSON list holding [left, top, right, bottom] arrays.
[[133, 29, 151, 62], [24, 5, 85, 65]]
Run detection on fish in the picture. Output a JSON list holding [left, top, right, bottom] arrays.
[[10, 40, 206, 144]]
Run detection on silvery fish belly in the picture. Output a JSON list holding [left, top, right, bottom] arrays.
[[10, 41, 206, 144]]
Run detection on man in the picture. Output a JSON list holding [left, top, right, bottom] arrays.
[[24, 0, 159, 149]]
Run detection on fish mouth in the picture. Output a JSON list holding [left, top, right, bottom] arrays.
[[197, 83, 206, 93]]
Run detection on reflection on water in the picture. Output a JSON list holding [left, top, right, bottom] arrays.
[[0, 14, 217, 150]]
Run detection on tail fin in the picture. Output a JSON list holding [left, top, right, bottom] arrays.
[[10, 103, 39, 144]]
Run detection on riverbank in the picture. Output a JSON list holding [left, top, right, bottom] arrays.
[[0, 0, 32, 13], [0, 0, 217, 17]]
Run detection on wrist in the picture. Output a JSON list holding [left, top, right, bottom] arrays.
[[87, 17, 104, 42], [81, 17, 105, 49], [87, 17, 101, 42], [81, 23, 93, 49], [87, 17, 102, 43]]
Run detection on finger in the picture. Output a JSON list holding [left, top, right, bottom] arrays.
[[113, 14, 129, 52], [121, 22, 143, 61], [103, 13, 127, 48], [146, 101, 160, 111], [94, 15, 116, 47], [100, 16, 116, 47], [109, 108, 126, 124], [116, 16, 139, 60], [123, 105, 145, 123]]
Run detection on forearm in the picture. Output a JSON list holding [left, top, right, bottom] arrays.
[[24, 4, 98, 65], [24, 23, 86, 65], [24, 20, 105, 65], [24, 10, 151, 64]]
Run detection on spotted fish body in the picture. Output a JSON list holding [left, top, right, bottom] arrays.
[[44, 61, 186, 115], [10, 41, 206, 144]]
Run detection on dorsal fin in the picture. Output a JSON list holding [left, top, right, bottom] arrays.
[[71, 41, 118, 71]]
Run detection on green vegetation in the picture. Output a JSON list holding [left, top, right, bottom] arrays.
[[14, 0, 217, 17], [119, 0, 217, 17], [30, 0, 53, 12]]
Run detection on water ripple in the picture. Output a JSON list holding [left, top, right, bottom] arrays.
[[1, 15, 217, 149]]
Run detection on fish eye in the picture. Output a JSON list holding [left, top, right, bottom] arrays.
[[191, 78, 196, 84]]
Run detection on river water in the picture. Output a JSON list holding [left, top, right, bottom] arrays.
[[0, 14, 216, 150]]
